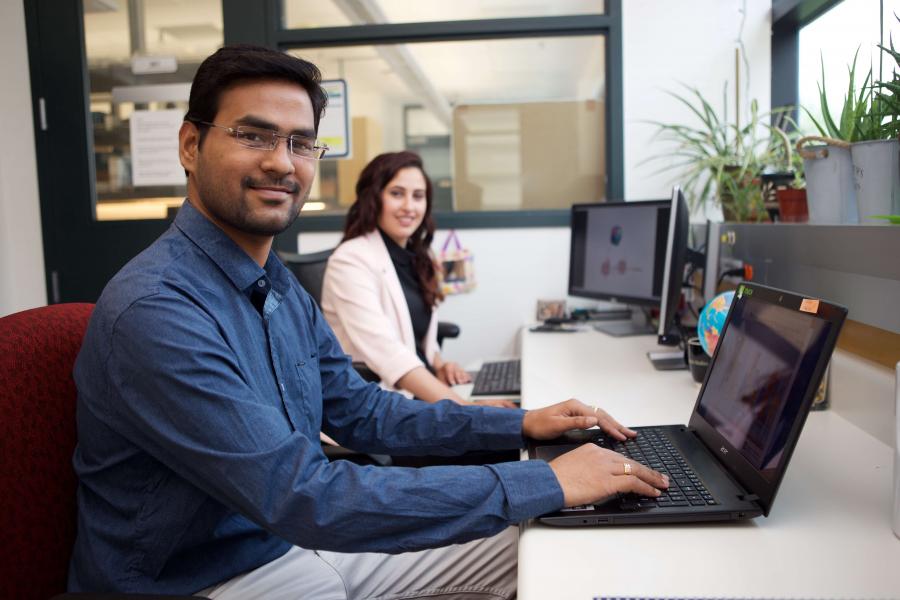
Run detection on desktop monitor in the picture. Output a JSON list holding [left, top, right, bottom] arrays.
[[568, 199, 671, 336], [657, 186, 690, 346]]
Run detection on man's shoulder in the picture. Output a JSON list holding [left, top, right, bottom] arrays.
[[95, 230, 213, 327]]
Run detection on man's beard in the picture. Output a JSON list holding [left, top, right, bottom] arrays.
[[199, 173, 307, 236]]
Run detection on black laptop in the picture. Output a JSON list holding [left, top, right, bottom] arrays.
[[529, 281, 847, 526]]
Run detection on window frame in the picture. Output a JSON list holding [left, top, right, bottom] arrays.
[[770, 0, 844, 124], [223, 0, 622, 235]]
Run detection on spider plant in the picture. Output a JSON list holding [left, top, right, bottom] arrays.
[[646, 85, 792, 217]]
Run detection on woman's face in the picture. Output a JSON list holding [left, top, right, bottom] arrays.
[[377, 166, 427, 248]]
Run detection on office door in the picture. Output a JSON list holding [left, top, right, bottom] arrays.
[[24, 0, 226, 302]]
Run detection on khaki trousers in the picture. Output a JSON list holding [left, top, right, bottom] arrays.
[[197, 527, 517, 600]]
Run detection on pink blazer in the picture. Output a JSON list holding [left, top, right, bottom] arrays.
[[321, 230, 439, 391]]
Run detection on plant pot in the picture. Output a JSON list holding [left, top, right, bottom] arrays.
[[797, 136, 858, 224], [850, 138, 900, 222], [776, 188, 809, 222]]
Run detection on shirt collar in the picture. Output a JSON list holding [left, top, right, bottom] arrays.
[[173, 199, 291, 295]]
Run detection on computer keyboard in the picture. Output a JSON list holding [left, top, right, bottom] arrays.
[[471, 359, 521, 396], [613, 428, 718, 509]]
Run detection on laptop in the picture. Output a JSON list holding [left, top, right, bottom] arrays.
[[529, 281, 847, 526]]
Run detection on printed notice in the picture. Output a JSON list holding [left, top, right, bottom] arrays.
[[130, 109, 185, 187], [319, 79, 350, 159]]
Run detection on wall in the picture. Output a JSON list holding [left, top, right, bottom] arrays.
[[623, 0, 772, 206], [0, 0, 46, 316]]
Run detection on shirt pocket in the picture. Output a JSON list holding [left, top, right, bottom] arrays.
[[294, 352, 323, 428]]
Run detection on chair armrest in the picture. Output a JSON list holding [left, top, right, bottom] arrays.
[[436, 321, 460, 347]]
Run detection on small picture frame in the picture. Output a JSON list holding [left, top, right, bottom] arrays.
[[536, 299, 566, 321]]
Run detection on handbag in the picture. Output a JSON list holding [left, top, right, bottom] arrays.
[[437, 230, 476, 295]]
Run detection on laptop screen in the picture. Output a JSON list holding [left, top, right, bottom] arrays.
[[695, 291, 832, 482]]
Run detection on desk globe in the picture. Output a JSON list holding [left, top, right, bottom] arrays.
[[697, 290, 735, 356]]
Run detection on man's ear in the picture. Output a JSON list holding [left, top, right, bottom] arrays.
[[179, 121, 200, 177]]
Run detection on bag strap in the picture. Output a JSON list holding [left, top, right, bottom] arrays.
[[441, 229, 462, 252]]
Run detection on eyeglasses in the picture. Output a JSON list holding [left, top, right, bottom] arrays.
[[191, 120, 328, 160]]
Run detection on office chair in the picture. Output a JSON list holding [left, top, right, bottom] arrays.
[[0, 304, 207, 600], [278, 249, 461, 350]]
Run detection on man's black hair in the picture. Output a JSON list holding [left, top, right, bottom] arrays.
[[185, 44, 328, 145]]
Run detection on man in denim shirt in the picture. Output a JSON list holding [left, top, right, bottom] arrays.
[[70, 46, 668, 598]]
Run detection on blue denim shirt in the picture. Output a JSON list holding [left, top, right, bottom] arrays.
[[69, 200, 563, 594]]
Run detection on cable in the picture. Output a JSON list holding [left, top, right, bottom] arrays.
[[716, 263, 754, 288]]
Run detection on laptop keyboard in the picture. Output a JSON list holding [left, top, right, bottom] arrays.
[[471, 359, 520, 396], [614, 427, 718, 509]]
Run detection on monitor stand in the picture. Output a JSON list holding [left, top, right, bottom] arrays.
[[592, 309, 655, 337]]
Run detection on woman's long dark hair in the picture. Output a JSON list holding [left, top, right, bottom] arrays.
[[342, 151, 443, 307]]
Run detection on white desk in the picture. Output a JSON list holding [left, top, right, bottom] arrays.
[[518, 327, 900, 600]]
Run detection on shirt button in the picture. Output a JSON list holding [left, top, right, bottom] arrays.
[[257, 279, 266, 287], [279, 382, 285, 392]]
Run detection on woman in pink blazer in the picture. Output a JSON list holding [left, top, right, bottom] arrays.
[[322, 152, 513, 407]]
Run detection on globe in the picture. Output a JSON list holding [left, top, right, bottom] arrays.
[[697, 291, 735, 356]]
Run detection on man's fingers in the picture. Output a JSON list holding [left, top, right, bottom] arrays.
[[602, 455, 669, 489], [615, 475, 663, 498], [555, 415, 599, 431]]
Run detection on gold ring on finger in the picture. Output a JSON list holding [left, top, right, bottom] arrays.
[[623, 462, 632, 476]]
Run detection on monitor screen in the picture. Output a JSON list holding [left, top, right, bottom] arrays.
[[568, 200, 670, 306], [695, 292, 832, 481]]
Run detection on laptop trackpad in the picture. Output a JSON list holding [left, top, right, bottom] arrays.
[[534, 444, 580, 461]]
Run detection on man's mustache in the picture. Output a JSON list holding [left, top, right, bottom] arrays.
[[242, 177, 300, 194]]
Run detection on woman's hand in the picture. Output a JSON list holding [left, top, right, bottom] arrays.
[[435, 361, 472, 386], [470, 398, 519, 409]]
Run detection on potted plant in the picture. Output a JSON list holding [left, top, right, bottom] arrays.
[[800, 48, 900, 223], [647, 85, 793, 222]]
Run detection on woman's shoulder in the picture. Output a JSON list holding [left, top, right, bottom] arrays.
[[330, 230, 386, 264]]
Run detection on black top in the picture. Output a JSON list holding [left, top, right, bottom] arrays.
[[379, 229, 433, 369]]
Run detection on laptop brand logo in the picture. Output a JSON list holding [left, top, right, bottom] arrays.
[[720, 446, 729, 455]]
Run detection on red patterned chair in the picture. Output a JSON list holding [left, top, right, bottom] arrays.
[[0, 304, 206, 600]]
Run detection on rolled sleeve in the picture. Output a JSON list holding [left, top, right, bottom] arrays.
[[488, 460, 565, 522]]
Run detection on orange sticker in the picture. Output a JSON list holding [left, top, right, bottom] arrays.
[[799, 299, 819, 313]]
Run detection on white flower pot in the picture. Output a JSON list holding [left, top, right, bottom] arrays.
[[798, 136, 858, 224], [851, 138, 900, 223]]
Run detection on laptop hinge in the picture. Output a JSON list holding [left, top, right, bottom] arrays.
[[737, 493, 760, 502]]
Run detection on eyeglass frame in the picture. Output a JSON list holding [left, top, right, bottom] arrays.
[[188, 119, 329, 160]]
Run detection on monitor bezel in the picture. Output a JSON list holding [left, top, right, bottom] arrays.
[[567, 199, 671, 308], [656, 186, 689, 342]]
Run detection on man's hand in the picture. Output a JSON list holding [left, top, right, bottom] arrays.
[[549, 444, 669, 506], [522, 398, 636, 441], [435, 361, 472, 386]]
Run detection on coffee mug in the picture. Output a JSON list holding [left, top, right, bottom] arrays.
[[686, 337, 709, 383]]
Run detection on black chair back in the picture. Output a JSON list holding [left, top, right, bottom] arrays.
[[278, 249, 333, 307]]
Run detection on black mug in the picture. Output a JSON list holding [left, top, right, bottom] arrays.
[[686, 337, 709, 383]]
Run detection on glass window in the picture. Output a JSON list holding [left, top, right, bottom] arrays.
[[283, 0, 604, 29], [289, 35, 606, 214], [798, 0, 900, 133], [84, 0, 223, 221]]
